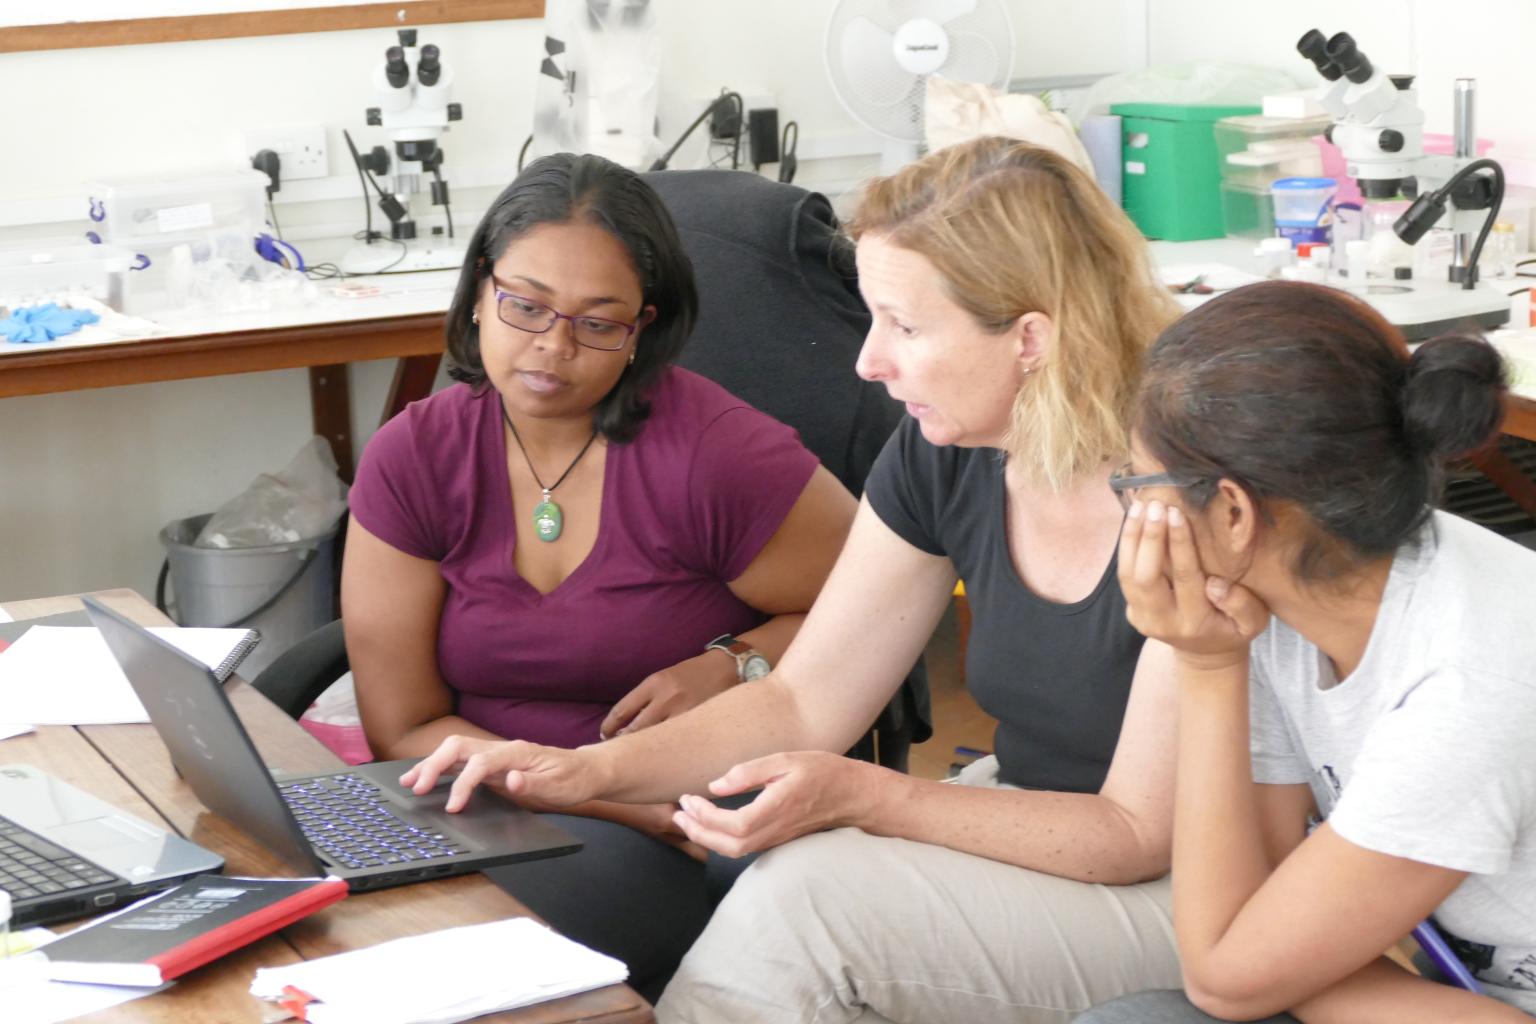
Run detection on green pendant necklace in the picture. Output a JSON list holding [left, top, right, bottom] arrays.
[[502, 401, 599, 543]]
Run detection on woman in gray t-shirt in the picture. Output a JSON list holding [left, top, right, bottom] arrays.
[[1091, 280, 1536, 1023]]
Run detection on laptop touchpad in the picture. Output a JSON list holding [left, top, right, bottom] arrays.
[[49, 815, 158, 851]]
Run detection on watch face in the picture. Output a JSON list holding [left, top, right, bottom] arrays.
[[741, 654, 771, 681]]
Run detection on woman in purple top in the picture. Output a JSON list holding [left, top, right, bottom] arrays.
[[342, 153, 855, 999]]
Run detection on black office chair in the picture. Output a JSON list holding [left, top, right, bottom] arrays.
[[250, 618, 348, 718], [648, 168, 931, 770], [255, 170, 931, 771]]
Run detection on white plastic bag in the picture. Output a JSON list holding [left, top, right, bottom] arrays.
[[1068, 62, 1303, 127], [195, 437, 349, 548], [925, 76, 1095, 177]]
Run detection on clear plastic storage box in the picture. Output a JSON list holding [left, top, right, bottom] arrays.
[[1214, 115, 1331, 238], [0, 238, 136, 310], [90, 170, 267, 247], [87, 170, 268, 311], [1214, 114, 1332, 171]]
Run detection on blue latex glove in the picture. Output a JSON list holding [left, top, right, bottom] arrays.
[[0, 303, 102, 343]]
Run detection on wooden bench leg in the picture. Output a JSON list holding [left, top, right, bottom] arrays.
[[310, 364, 354, 483]]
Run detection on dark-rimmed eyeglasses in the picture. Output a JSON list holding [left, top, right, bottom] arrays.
[[494, 290, 639, 352], [1108, 463, 1206, 512]]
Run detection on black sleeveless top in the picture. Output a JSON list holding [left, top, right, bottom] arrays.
[[866, 418, 1143, 792]]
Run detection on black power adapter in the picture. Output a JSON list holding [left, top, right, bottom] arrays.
[[709, 93, 744, 140], [251, 149, 281, 198], [748, 108, 780, 167]]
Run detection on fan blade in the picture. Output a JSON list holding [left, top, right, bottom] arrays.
[[917, 0, 978, 26], [841, 15, 920, 108], [941, 31, 1003, 86]]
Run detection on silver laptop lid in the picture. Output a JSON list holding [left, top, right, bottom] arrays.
[[0, 764, 223, 911], [83, 598, 324, 877]]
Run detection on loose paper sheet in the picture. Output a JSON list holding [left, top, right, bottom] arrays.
[[0, 627, 255, 725]]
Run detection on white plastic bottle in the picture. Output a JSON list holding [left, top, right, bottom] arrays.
[[1255, 237, 1294, 279], [1489, 221, 1517, 280]]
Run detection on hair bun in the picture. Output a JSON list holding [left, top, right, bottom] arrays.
[[1402, 335, 1508, 459]]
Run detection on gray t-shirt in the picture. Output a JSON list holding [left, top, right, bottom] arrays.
[[1249, 510, 1536, 1014]]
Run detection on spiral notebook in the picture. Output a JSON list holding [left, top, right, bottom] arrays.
[[0, 616, 261, 726]]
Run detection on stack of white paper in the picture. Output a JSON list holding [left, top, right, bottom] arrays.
[[0, 626, 254, 726], [249, 917, 629, 1024], [0, 952, 165, 1024]]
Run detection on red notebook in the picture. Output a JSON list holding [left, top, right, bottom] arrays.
[[40, 874, 347, 987]]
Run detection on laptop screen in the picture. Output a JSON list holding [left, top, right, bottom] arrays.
[[83, 598, 324, 877]]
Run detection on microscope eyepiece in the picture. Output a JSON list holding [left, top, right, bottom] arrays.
[[418, 44, 442, 87], [1326, 32, 1374, 85], [385, 44, 410, 88], [1297, 29, 1328, 62], [1297, 29, 1343, 80]]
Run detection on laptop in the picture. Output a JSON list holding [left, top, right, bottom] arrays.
[[83, 598, 582, 891], [0, 763, 224, 926]]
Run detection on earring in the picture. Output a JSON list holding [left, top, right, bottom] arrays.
[[627, 349, 637, 366], [1022, 366, 1034, 376], [471, 312, 479, 325]]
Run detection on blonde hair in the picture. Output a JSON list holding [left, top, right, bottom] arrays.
[[850, 136, 1180, 490]]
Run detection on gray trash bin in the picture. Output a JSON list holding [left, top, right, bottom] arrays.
[[159, 513, 338, 680]]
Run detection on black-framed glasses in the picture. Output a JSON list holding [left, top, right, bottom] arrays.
[[494, 290, 639, 351], [1108, 463, 1205, 511]]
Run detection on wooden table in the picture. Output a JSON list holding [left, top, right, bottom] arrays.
[[0, 315, 446, 482], [0, 589, 651, 1024]]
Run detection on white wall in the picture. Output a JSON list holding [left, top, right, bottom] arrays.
[[0, 2, 1148, 605]]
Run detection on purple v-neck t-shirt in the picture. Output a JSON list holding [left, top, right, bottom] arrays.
[[349, 366, 819, 749]]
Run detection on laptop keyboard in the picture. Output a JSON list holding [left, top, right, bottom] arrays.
[[279, 774, 470, 871], [0, 815, 120, 900]]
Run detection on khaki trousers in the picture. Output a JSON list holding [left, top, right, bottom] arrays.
[[656, 757, 1181, 1024]]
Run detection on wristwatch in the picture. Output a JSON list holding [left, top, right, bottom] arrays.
[[706, 634, 771, 682]]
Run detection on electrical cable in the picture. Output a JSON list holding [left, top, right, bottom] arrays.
[[343, 129, 376, 242], [431, 164, 454, 240], [305, 262, 346, 280], [1456, 158, 1504, 290], [719, 90, 744, 170], [344, 128, 409, 242], [778, 120, 799, 184], [266, 198, 283, 240], [518, 134, 533, 172], [650, 94, 735, 172], [350, 229, 408, 273]]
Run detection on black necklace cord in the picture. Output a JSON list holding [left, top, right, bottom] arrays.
[[501, 399, 599, 494]]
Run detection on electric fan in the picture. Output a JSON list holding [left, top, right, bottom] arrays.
[[825, 0, 1016, 171]]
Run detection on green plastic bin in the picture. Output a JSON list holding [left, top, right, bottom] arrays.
[[1111, 102, 1261, 241]]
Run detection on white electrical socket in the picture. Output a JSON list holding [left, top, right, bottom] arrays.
[[241, 124, 329, 182]]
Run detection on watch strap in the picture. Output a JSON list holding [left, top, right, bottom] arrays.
[[706, 633, 765, 680]]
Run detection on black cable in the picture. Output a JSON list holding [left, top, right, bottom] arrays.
[[351, 229, 409, 274], [305, 262, 346, 280], [518, 134, 533, 172], [650, 95, 733, 172], [1438, 158, 1504, 290], [431, 165, 454, 240], [343, 129, 376, 242], [778, 120, 799, 184], [266, 198, 283, 240], [720, 90, 744, 170]]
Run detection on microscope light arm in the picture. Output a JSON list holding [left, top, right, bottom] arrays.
[[1395, 157, 1505, 288]]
